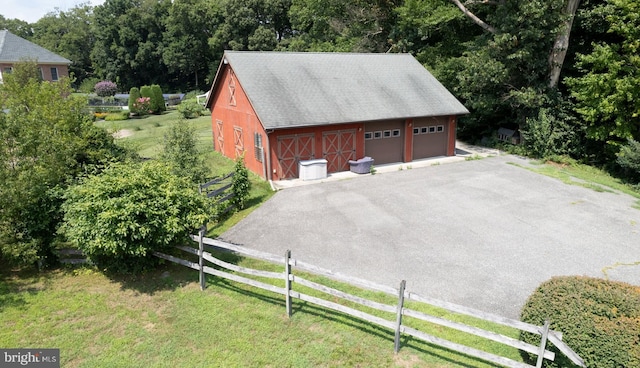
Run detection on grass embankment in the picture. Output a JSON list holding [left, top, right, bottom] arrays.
[[509, 158, 640, 210]]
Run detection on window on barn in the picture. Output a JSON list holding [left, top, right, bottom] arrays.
[[392, 129, 401, 137], [364, 132, 373, 140], [254, 132, 263, 162], [228, 72, 236, 106], [50, 67, 59, 81]]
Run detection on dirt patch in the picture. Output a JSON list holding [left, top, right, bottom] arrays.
[[112, 129, 134, 139]]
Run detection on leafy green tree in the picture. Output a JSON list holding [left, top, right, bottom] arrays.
[[0, 15, 33, 39], [61, 161, 209, 273], [565, 0, 640, 153], [31, 4, 96, 86], [231, 155, 251, 210], [0, 62, 130, 266], [91, 0, 172, 90], [289, 0, 399, 52], [162, 0, 222, 90], [160, 121, 208, 184], [210, 0, 292, 51]]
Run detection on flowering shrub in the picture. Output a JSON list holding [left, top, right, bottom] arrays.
[[133, 97, 151, 116], [94, 80, 118, 97]]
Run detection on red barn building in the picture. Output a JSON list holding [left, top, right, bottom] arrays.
[[205, 51, 468, 181]]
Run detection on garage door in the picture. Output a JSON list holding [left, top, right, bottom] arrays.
[[364, 120, 404, 165], [413, 120, 448, 159], [277, 134, 315, 179], [323, 129, 356, 172]]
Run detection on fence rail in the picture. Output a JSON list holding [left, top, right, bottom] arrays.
[[154, 232, 586, 368], [199, 172, 236, 219]]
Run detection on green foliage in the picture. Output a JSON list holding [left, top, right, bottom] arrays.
[[0, 62, 130, 267], [150, 84, 166, 114], [128, 87, 141, 113], [616, 139, 640, 182], [61, 161, 209, 273], [565, 0, 640, 150], [231, 155, 251, 210], [78, 77, 101, 94], [521, 104, 583, 159], [520, 276, 640, 368], [177, 99, 205, 119], [160, 120, 208, 184], [104, 112, 129, 121]]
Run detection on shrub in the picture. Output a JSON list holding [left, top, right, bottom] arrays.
[[105, 112, 129, 121], [61, 161, 210, 273], [520, 276, 640, 368], [133, 97, 151, 116], [128, 87, 141, 112], [160, 121, 208, 184], [94, 80, 118, 97], [150, 84, 166, 114], [231, 155, 251, 210], [177, 99, 205, 119], [78, 77, 100, 94], [617, 139, 640, 183], [183, 90, 205, 100]]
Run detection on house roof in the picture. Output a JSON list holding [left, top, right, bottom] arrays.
[[206, 51, 469, 130], [0, 30, 71, 65]]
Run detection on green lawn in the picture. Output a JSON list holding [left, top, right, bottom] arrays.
[[0, 261, 526, 367]]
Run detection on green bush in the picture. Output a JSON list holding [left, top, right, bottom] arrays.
[[150, 84, 166, 114], [61, 161, 210, 273], [520, 276, 640, 368], [177, 99, 205, 119], [160, 121, 208, 184], [128, 87, 141, 113], [231, 155, 251, 210], [617, 139, 640, 183], [183, 90, 205, 100], [105, 112, 129, 121], [78, 77, 100, 94]]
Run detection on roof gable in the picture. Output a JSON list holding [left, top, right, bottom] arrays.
[[207, 51, 468, 129], [0, 30, 71, 65]]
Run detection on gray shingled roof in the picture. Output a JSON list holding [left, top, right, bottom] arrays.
[[0, 30, 71, 64], [208, 51, 468, 129]]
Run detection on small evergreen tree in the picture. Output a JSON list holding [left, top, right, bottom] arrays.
[[150, 84, 166, 114], [128, 87, 141, 112]]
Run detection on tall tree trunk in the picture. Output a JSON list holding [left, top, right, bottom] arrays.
[[449, 0, 497, 34], [548, 0, 581, 88]]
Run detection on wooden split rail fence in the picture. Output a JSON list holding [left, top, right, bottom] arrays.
[[154, 230, 586, 368], [199, 172, 236, 218]]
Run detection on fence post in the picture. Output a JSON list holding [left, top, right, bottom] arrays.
[[199, 226, 205, 291], [285, 250, 292, 318], [536, 320, 551, 368], [394, 280, 407, 353]]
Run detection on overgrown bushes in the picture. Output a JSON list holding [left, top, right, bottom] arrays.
[[520, 276, 640, 368], [61, 161, 209, 273], [177, 99, 205, 119]]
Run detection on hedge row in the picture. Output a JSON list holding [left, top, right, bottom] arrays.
[[520, 276, 640, 368]]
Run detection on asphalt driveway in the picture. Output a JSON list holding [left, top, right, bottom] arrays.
[[220, 155, 640, 318]]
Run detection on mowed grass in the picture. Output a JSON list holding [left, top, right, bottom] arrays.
[[0, 261, 526, 367]]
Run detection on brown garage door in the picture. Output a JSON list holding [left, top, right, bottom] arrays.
[[364, 120, 404, 165], [413, 117, 448, 159], [323, 129, 356, 172], [277, 133, 315, 179]]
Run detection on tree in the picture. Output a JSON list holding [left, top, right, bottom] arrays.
[[61, 161, 209, 273], [160, 120, 209, 183], [91, 0, 172, 90], [150, 84, 166, 114], [162, 0, 222, 90], [0, 15, 33, 39], [31, 4, 96, 86], [0, 62, 130, 266], [565, 0, 640, 153]]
